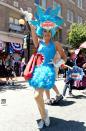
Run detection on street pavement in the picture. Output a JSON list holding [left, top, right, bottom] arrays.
[[0, 78, 86, 131]]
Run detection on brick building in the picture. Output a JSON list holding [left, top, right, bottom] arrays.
[[19, 0, 86, 47], [0, 1, 25, 62], [0, 0, 86, 61]]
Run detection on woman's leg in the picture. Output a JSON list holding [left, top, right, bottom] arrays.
[[45, 85, 60, 99], [53, 85, 63, 101], [34, 88, 46, 120], [45, 90, 50, 100], [53, 85, 60, 94]]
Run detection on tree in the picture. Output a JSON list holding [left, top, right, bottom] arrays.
[[67, 23, 86, 49]]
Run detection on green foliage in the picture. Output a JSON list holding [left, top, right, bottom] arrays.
[[67, 22, 86, 49]]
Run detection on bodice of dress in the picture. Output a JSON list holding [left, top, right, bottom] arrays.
[[37, 40, 56, 66], [29, 39, 56, 89]]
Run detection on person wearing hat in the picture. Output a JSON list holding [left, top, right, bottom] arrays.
[[22, 6, 66, 129]]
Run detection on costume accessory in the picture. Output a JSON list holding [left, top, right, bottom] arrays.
[[67, 66, 84, 80], [20, 8, 32, 24], [54, 59, 65, 67], [30, 5, 64, 37], [24, 42, 40, 80], [48, 59, 65, 67], [24, 52, 37, 80]]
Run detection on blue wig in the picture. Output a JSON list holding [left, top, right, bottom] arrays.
[[31, 6, 64, 37]]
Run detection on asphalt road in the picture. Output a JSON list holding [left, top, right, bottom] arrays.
[[0, 79, 86, 131]]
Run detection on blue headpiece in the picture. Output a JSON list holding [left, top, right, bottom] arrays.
[[31, 6, 64, 37]]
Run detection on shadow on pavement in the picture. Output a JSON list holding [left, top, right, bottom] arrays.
[[67, 95, 86, 99], [0, 82, 6, 86], [47, 100, 75, 107], [38, 117, 86, 131], [82, 91, 86, 95], [72, 86, 86, 90], [0, 84, 27, 92]]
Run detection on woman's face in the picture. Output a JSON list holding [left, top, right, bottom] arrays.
[[43, 30, 52, 41]]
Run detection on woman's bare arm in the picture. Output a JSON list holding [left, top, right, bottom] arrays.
[[30, 24, 38, 47], [54, 41, 67, 62]]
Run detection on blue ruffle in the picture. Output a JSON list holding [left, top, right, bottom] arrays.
[[28, 64, 56, 90]]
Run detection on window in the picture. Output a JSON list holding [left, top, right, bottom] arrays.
[[53, 0, 57, 9], [78, 0, 83, 8], [15, 19, 19, 25], [53, 29, 62, 42], [78, 16, 83, 24], [42, 0, 46, 9], [9, 17, 19, 25], [34, 0, 40, 5], [70, 0, 75, 4], [58, 4, 61, 17], [9, 17, 13, 24], [0, 0, 4, 1], [67, 10, 74, 23]]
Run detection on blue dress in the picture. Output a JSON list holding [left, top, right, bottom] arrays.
[[28, 40, 56, 90]]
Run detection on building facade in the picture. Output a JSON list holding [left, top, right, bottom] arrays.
[[0, 0, 86, 61], [0, 0, 25, 62]]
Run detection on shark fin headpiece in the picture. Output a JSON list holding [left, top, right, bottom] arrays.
[[31, 5, 64, 37]]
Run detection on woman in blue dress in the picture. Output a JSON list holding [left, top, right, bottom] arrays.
[[23, 6, 66, 129]]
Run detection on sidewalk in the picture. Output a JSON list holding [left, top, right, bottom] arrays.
[[0, 79, 86, 131], [0, 76, 64, 84], [0, 76, 25, 83]]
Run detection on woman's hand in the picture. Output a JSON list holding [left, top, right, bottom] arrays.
[[20, 8, 32, 23]]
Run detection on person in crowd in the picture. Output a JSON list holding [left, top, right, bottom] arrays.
[[0, 58, 5, 77], [45, 51, 63, 105], [19, 59, 22, 76], [76, 52, 86, 68], [14, 61, 20, 76], [73, 63, 86, 89], [5, 55, 14, 85], [21, 58, 26, 76], [22, 6, 66, 129], [63, 51, 75, 97]]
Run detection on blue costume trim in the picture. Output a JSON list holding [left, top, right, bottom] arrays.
[[31, 5, 64, 37], [67, 66, 84, 81], [28, 40, 56, 90]]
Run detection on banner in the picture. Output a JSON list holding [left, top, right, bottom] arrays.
[[9, 42, 23, 54]]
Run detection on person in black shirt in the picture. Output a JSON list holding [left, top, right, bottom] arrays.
[[63, 52, 75, 97], [0, 58, 5, 77], [5, 55, 14, 85]]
